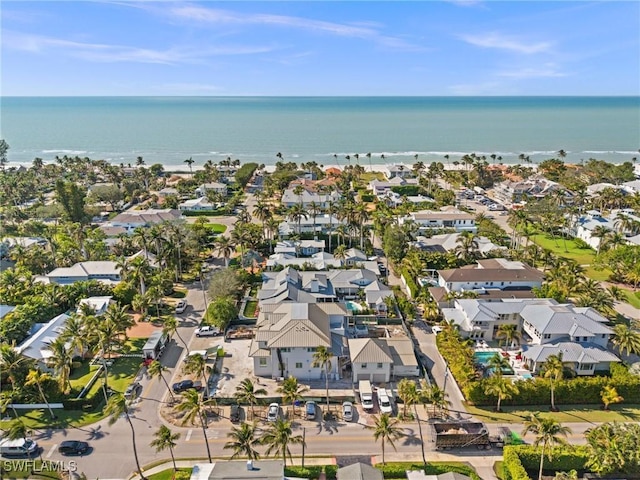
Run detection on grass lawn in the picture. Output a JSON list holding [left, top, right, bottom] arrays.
[[243, 300, 258, 318], [466, 403, 640, 423], [623, 289, 640, 309], [204, 223, 227, 234], [148, 468, 192, 480]]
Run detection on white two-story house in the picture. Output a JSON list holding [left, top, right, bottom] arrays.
[[400, 206, 477, 233]]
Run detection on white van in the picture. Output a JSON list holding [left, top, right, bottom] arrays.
[[377, 388, 393, 414], [0, 438, 39, 457]]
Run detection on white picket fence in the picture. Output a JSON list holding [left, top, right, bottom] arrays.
[[9, 403, 64, 409]]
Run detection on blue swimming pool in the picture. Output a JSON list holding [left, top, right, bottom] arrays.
[[474, 351, 515, 376], [346, 301, 363, 312]]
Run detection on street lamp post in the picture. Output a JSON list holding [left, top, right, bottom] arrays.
[[302, 427, 306, 468]]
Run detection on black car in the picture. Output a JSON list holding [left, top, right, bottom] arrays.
[[58, 441, 90, 456], [230, 404, 241, 423], [172, 379, 203, 393]]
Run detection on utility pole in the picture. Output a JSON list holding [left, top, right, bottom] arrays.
[[302, 427, 306, 468]]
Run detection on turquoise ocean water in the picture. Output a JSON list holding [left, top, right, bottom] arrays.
[[1, 96, 638, 168]]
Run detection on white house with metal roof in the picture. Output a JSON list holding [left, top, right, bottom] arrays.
[[77, 296, 114, 315], [399, 206, 477, 233], [16, 313, 71, 369], [249, 303, 344, 380], [46, 261, 121, 285], [348, 337, 418, 382], [281, 187, 340, 208], [522, 342, 619, 376]]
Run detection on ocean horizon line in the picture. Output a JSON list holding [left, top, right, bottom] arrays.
[[2, 94, 640, 99]]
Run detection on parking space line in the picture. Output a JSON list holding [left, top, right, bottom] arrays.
[[46, 444, 57, 458], [186, 429, 193, 442]]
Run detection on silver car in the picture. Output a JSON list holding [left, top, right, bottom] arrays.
[[342, 401, 353, 422], [267, 403, 279, 422]]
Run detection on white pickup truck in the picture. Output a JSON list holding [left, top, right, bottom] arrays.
[[195, 325, 221, 337]]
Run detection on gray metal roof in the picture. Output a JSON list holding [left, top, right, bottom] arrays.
[[522, 342, 620, 364], [348, 338, 393, 364], [337, 462, 383, 480]]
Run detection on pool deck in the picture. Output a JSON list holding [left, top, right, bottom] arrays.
[[474, 346, 534, 381]]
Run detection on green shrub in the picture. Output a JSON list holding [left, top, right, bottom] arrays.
[[503, 446, 530, 480], [62, 391, 104, 411], [391, 185, 421, 196], [515, 446, 589, 472], [360, 193, 375, 202], [376, 462, 480, 480], [284, 465, 338, 479]]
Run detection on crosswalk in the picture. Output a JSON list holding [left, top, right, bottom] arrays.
[[46, 444, 57, 458]]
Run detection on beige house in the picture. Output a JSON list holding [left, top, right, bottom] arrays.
[[348, 337, 418, 382]]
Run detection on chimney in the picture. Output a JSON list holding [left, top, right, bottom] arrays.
[[247, 460, 253, 471]]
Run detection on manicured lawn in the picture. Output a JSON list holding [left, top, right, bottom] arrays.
[[623, 289, 640, 309], [243, 300, 258, 318], [205, 223, 227, 234], [466, 403, 640, 423], [148, 468, 192, 480]]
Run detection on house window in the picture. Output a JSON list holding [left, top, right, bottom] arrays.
[[312, 362, 320, 368], [259, 358, 267, 367], [579, 364, 592, 371], [307, 347, 316, 352], [281, 348, 291, 353], [377, 363, 383, 369], [362, 363, 368, 369], [295, 362, 303, 369], [543, 334, 551, 339]]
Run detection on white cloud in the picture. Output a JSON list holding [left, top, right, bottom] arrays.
[[2, 30, 274, 64], [168, 5, 423, 51], [460, 32, 552, 54], [497, 65, 568, 79]]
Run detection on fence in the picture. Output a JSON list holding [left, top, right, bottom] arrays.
[[9, 403, 64, 409]]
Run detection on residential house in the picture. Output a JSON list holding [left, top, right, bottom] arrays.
[[265, 252, 342, 271], [363, 280, 394, 316], [441, 298, 620, 374], [573, 209, 640, 250], [278, 214, 346, 236], [437, 259, 544, 295], [399, 207, 477, 233], [46, 261, 121, 285], [108, 209, 183, 233], [195, 182, 228, 198], [16, 313, 71, 369], [407, 472, 472, 480], [77, 296, 114, 316], [369, 176, 419, 198], [190, 460, 298, 480], [385, 164, 414, 179], [274, 240, 325, 257], [179, 197, 217, 211], [281, 186, 340, 208], [343, 248, 368, 266], [411, 233, 506, 256], [1, 237, 48, 258], [381, 191, 433, 208], [348, 336, 419, 382], [0, 305, 16, 320], [249, 303, 344, 379], [157, 187, 179, 197], [337, 463, 383, 480], [493, 176, 564, 205], [622, 179, 640, 195]]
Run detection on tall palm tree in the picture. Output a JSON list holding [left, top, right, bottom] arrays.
[[25, 369, 56, 419], [60, 314, 89, 359], [150, 425, 181, 473], [0, 343, 31, 391], [163, 316, 190, 356], [234, 378, 267, 416], [542, 353, 565, 411], [277, 376, 309, 417], [454, 231, 480, 263], [313, 346, 334, 416], [495, 324, 522, 349], [5, 419, 29, 445], [46, 337, 73, 394], [260, 418, 304, 468], [370, 413, 404, 465], [215, 236, 235, 268], [397, 378, 418, 419], [487, 353, 511, 376], [147, 360, 176, 404], [522, 413, 571, 480], [175, 389, 213, 463], [183, 352, 208, 386], [184, 157, 195, 177], [483, 375, 519, 412], [611, 324, 640, 356], [288, 204, 308, 235], [224, 421, 262, 460], [105, 393, 147, 479]]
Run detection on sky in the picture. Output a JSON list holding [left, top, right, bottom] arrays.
[[2, 1, 639, 96]]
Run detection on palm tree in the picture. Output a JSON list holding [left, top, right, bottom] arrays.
[[184, 157, 195, 177], [541, 353, 565, 412], [260, 418, 304, 468], [397, 378, 418, 419], [522, 413, 571, 480], [147, 360, 176, 404], [0, 343, 31, 391], [288, 204, 308, 235], [175, 389, 214, 462], [46, 337, 73, 394], [483, 375, 519, 412], [105, 393, 147, 479], [215, 236, 235, 268], [277, 376, 308, 417], [234, 378, 267, 416], [370, 413, 404, 465], [183, 352, 208, 386], [163, 316, 190, 356], [487, 353, 511, 377], [5, 419, 29, 446], [496, 324, 522, 349], [454, 231, 480, 263], [600, 385, 623, 410], [611, 324, 640, 356], [25, 369, 56, 419], [224, 421, 262, 460], [150, 425, 181, 473], [313, 346, 333, 416]]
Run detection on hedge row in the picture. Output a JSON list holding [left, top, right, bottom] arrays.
[[62, 391, 104, 411], [284, 465, 338, 479], [400, 268, 421, 298], [182, 209, 230, 216], [502, 446, 590, 480], [377, 462, 480, 480], [464, 366, 640, 406]]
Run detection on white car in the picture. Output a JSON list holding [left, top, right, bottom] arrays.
[[175, 300, 187, 314], [267, 403, 279, 422], [377, 389, 393, 414], [432, 325, 444, 335], [342, 401, 353, 422]]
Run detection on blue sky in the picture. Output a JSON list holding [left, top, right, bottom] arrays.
[[2, 1, 639, 96]]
